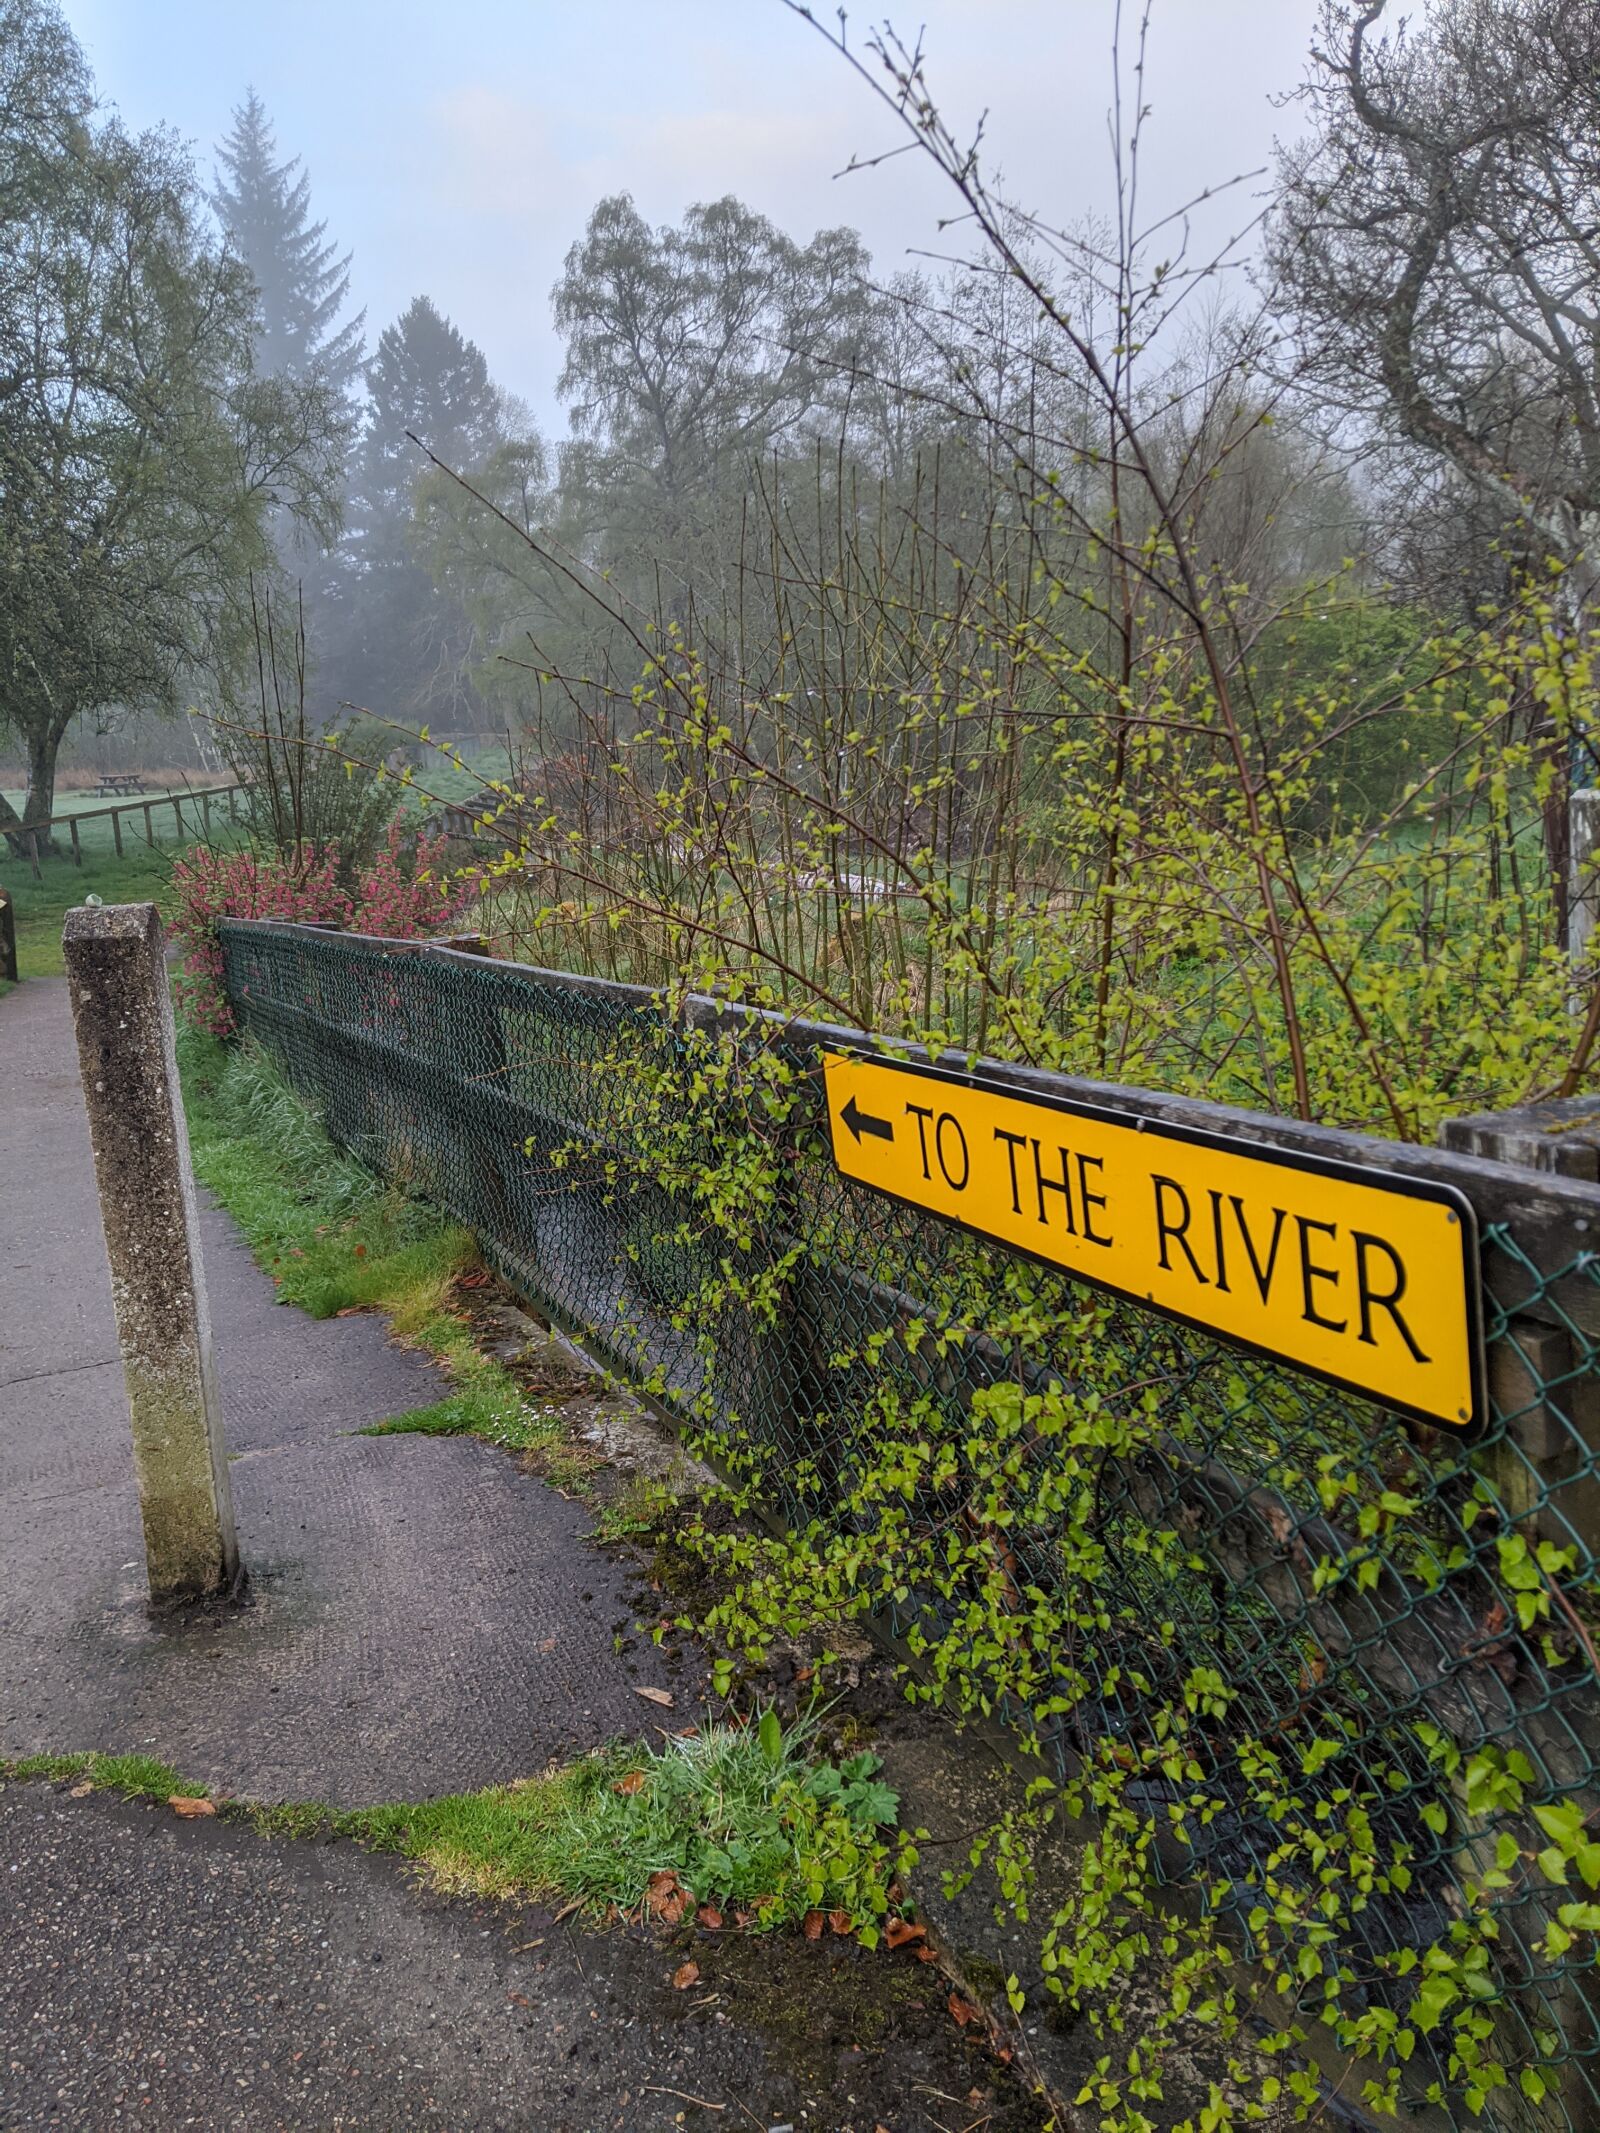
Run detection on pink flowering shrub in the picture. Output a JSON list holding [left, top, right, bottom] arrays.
[[170, 826, 476, 1036]]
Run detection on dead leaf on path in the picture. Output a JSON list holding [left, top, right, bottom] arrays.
[[914, 1943, 939, 1964], [948, 1991, 983, 2029], [696, 1904, 723, 1930], [802, 1910, 825, 1940], [828, 1910, 853, 1936], [672, 1961, 700, 1990], [884, 1917, 926, 1949], [68, 1781, 93, 1798], [507, 1991, 531, 2008], [733, 1907, 755, 1929], [168, 1795, 215, 1819], [613, 1770, 648, 1796], [635, 1686, 674, 1708], [335, 1306, 367, 1318], [538, 1637, 558, 1654]]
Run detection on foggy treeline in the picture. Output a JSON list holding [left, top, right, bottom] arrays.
[[3, 0, 1598, 1130]]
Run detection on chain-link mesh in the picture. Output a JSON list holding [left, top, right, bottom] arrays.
[[218, 919, 1600, 2130]]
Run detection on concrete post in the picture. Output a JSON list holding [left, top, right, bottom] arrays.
[[62, 901, 240, 1604]]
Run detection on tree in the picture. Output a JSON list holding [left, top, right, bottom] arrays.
[[328, 295, 521, 721], [0, 11, 342, 853], [211, 89, 363, 394], [553, 193, 872, 584], [1271, 0, 1600, 944], [1271, 0, 1599, 608]]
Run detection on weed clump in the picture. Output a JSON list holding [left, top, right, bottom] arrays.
[[353, 1711, 912, 1941]]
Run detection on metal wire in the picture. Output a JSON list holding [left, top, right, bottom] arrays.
[[219, 919, 1600, 2131]]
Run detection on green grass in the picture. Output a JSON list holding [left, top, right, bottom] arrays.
[[177, 1028, 571, 1465], [1, 1718, 910, 1938], [1, 843, 173, 978], [351, 1715, 904, 1933], [1, 1750, 189, 1799]]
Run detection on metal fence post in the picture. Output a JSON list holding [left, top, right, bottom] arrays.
[[63, 901, 240, 1605]]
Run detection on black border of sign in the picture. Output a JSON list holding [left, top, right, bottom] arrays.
[[820, 1044, 1489, 1435]]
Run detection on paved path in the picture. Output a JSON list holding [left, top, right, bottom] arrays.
[[0, 978, 675, 1803], [0, 975, 1040, 2131]]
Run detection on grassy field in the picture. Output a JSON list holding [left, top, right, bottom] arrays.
[[0, 843, 174, 980], [1, 782, 238, 867]]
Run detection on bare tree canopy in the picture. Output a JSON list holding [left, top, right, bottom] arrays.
[[1271, 0, 1600, 601]]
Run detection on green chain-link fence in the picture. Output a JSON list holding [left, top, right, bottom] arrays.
[[218, 918, 1600, 2129]]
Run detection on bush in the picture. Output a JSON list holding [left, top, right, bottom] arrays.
[[169, 823, 475, 1036]]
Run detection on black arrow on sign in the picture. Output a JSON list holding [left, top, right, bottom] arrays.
[[841, 1094, 894, 1145]]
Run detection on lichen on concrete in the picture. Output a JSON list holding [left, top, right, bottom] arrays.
[[62, 902, 239, 1603]]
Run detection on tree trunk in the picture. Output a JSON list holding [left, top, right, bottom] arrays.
[[0, 720, 66, 861]]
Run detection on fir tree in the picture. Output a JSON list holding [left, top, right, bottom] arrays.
[[328, 296, 512, 719], [211, 88, 363, 391]]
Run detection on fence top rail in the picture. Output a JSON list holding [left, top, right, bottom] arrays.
[[27, 781, 249, 834], [215, 915, 1600, 1239]]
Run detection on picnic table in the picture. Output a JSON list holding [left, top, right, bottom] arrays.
[[94, 773, 147, 798]]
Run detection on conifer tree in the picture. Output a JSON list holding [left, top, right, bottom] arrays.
[[327, 296, 515, 721], [211, 88, 363, 392], [356, 295, 505, 561]]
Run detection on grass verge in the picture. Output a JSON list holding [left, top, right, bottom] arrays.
[[0, 1715, 911, 1942], [1, 843, 171, 979], [177, 1028, 569, 1465]]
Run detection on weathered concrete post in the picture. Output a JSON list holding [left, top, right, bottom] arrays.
[[62, 901, 240, 1604]]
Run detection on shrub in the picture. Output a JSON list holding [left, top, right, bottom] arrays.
[[169, 824, 474, 1036]]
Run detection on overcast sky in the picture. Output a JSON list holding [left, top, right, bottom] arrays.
[[61, 1, 1324, 436]]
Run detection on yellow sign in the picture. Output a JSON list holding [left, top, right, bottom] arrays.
[[822, 1051, 1483, 1429]]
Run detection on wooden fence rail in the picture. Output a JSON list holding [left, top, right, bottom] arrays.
[[8, 782, 249, 880]]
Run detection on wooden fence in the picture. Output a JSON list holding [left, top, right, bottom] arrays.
[[9, 782, 249, 879]]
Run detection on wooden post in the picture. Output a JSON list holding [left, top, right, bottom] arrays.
[[200, 791, 212, 838], [26, 828, 40, 881], [68, 815, 81, 867], [171, 795, 183, 841], [0, 882, 16, 983], [61, 902, 240, 1603], [112, 806, 123, 858], [143, 801, 154, 847], [227, 785, 239, 824]]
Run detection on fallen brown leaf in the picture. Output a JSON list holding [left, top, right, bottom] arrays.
[[507, 1991, 531, 2008], [828, 1910, 853, 1936], [948, 1991, 983, 2029], [68, 1781, 93, 1798], [914, 1944, 939, 1964], [697, 1904, 723, 1930], [634, 1686, 674, 1708], [539, 1637, 557, 1654], [671, 1961, 700, 1990], [645, 1870, 689, 1926], [733, 1907, 755, 1928], [884, 1917, 926, 1949], [613, 1770, 648, 1796], [334, 1306, 366, 1318], [168, 1795, 216, 1819], [801, 1910, 825, 1940]]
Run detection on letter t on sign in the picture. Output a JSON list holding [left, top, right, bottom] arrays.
[[63, 901, 240, 1605]]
